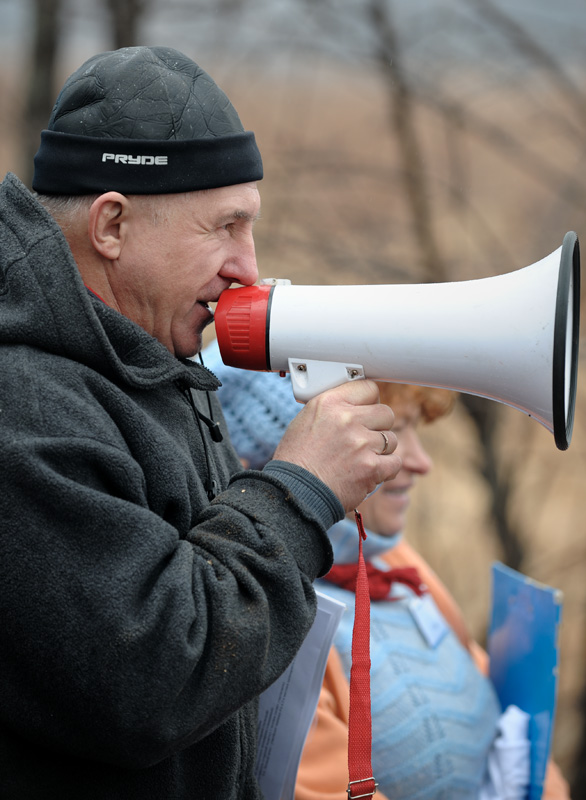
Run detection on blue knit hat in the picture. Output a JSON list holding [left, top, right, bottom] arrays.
[[201, 339, 302, 469]]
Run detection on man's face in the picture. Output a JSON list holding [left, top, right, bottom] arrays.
[[113, 183, 261, 358]]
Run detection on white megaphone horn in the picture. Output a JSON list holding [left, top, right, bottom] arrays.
[[215, 231, 581, 451]]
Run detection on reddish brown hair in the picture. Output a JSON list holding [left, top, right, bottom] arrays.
[[376, 382, 456, 423]]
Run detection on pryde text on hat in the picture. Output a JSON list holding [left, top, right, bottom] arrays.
[[101, 153, 169, 165]]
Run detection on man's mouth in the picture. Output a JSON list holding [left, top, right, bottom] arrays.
[[197, 300, 214, 318]]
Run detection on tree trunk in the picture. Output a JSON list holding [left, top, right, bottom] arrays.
[[459, 394, 524, 569], [105, 0, 148, 50], [22, 0, 62, 188], [368, 0, 446, 283], [365, 0, 525, 571]]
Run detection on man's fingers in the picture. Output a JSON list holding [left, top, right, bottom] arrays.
[[316, 378, 382, 407], [374, 453, 403, 488], [307, 380, 395, 433], [275, 378, 404, 511]]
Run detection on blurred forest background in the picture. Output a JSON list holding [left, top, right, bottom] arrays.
[[1, 0, 586, 794]]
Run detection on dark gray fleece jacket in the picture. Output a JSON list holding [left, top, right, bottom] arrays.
[[0, 173, 339, 799]]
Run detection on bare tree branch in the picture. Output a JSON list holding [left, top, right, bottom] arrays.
[[461, 0, 586, 124]]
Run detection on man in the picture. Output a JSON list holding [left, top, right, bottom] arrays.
[[0, 47, 400, 799]]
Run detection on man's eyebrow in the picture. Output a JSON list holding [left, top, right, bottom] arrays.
[[234, 209, 262, 223], [218, 209, 261, 225]]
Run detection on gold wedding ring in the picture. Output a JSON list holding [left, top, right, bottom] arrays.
[[379, 431, 390, 455]]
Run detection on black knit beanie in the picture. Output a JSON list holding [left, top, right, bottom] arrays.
[[32, 46, 263, 195]]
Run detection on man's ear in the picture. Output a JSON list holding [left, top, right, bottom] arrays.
[[88, 192, 129, 260]]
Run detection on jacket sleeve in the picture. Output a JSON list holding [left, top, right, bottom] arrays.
[[0, 417, 334, 769]]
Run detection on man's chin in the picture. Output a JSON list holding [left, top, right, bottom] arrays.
[[174, 332, 204, 361], [176, 308, 216, 359]]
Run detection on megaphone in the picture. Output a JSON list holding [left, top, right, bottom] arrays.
[[215, 232, 581, 451]]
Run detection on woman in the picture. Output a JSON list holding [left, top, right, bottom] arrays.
[[201, 341, 570, 800], [295, 382, 569, 800]]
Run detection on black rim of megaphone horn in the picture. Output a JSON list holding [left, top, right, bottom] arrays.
[[552, 231, 580, 450]]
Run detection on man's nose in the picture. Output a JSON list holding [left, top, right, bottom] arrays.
[[222, 233, 259, 287]]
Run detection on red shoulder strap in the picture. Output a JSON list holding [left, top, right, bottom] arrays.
[[346, 510, 378, 799]]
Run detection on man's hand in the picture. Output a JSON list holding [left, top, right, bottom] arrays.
[[272, 380, 402, 511]]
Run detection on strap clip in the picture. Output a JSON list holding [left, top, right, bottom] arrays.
[[347, 777, 378, 799]]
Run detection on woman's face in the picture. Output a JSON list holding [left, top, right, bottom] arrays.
[[357, 403, 433, 537]]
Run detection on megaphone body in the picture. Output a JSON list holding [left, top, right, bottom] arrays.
[[215, 232, 580, 450]]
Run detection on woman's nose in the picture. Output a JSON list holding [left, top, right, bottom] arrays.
[[399, 428, 433, 475]]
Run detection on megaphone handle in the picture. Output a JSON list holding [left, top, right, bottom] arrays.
[[288, 358, 365, 403]]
